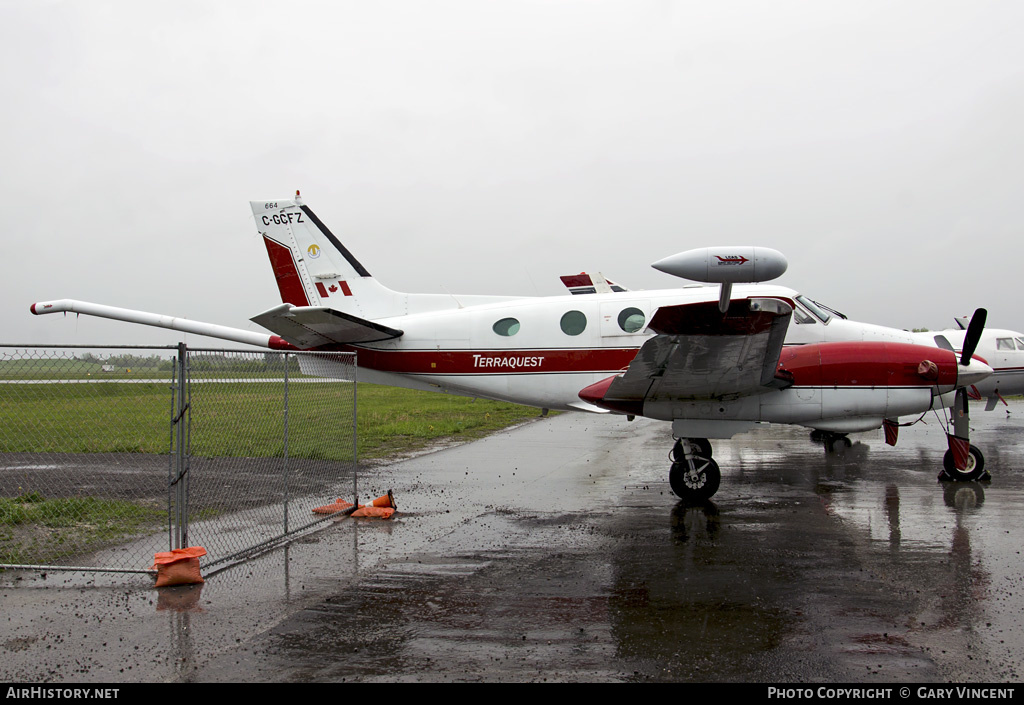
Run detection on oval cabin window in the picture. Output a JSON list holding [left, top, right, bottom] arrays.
[[493, 318, 521, 336], [560, 310, 587, 336], [617, 307, 646, 333]]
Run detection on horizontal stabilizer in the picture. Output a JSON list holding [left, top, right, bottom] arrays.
[[250, 304, 403, 349]]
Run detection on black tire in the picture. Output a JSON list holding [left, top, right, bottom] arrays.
[[826, 435, 852, 453], [942, 445, 986, 482], [671, 437, 713, 461], [669, 457, 721, 502]]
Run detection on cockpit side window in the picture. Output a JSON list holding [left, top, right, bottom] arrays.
[[1016, 337, 1024, 350], [795, 295, 831, 324], [997, 338, 1015, 351], [934, 335, 954, 351], [792, 307, 816, 325]]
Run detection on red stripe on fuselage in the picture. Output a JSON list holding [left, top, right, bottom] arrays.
[[346, 346, 641, 375], [263, 236, 310, 307]]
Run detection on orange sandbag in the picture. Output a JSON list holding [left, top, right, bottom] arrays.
[[351, 505, 395, 519], [152, 546, 207, 587], [312, 499, 355, 514]]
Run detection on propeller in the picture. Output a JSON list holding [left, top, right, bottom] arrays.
[[960, 308, 987, 365]]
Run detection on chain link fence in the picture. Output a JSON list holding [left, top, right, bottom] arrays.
[[0, 345, 357, 574]]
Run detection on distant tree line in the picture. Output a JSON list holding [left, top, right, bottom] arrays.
[[188, 353, 301, 373], [79, 353, 165, 369]]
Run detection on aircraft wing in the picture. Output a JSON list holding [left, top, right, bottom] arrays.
[[251, 304, 404, 348], [584, 298, 792, 410]]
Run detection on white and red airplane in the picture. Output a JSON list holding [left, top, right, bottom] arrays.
[[31, 194, 995, 501]]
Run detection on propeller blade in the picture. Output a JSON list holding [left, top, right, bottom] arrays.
[[960, 308, 988, 365]]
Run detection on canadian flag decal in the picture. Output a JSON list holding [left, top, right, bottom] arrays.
[[314, 281, 354, 298]]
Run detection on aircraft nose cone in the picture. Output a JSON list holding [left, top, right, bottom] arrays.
[[958, 359, 994, 388]]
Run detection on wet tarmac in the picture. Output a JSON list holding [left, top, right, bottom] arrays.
[[2, 402, 1024, 682]]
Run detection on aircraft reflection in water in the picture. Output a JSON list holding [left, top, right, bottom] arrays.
[[32, 193, 1005, 501]]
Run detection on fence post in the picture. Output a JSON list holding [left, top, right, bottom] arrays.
[[283, 351, 290, 535], [353, 354, 358, 505], [172, 342, 190, 549]]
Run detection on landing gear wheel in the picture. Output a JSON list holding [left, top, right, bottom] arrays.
[[671, 438, 713, 461], [826, 434, 851, 453], [812, 431, 851, 452], [942, 445, 986, 482], [669, 457, 721, 502]]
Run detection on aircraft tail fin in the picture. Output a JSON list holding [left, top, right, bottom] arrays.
[[252, 194, 404, 321]]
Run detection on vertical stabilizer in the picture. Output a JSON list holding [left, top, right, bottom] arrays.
[[252, 196, 404, 320]]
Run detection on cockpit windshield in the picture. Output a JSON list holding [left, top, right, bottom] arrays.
[[810, 299, 847, 320], [795, 295, 833, 324]]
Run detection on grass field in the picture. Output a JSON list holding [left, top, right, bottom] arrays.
[[0, 377, 545, 566], [0, 381, 543, 460], [0, 492, 165, 566]]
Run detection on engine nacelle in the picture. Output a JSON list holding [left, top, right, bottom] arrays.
[[759, 342, 962, 428], [651, 247, 788, 284]]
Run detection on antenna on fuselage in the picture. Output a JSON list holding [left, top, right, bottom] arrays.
[[440, 285, 464, 309]]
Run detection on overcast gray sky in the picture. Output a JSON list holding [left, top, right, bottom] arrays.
[[3, 0, 1023, 348]]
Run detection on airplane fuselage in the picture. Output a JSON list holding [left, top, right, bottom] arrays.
[[345, 283, 920, 412]]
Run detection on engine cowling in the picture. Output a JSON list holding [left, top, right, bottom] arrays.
[[761, 342, 964, 430], [777, 341, 960, 391]]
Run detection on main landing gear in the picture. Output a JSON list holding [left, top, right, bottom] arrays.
[[669, 438, 720, 502], [809, 429, 852, 453]]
